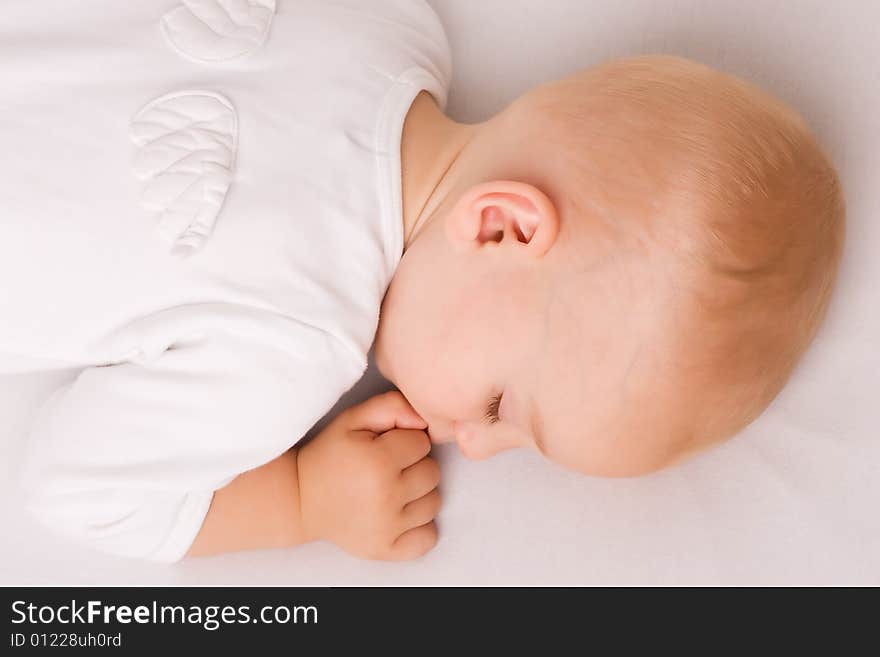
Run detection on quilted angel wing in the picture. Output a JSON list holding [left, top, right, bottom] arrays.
[[161, 0, 277, 62], [129, 90, 238, 256]]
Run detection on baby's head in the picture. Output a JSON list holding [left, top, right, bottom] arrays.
[[375, 54, 845, 476]]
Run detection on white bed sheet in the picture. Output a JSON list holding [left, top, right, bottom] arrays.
[[1, 0, 877, 585]]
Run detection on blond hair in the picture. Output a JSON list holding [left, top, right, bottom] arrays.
[[518, 54, 846, 450]]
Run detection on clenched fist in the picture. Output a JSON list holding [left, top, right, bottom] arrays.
[[296, 391, 441, 560]]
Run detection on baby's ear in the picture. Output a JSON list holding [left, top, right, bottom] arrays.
[[445, 180, 559, 257]]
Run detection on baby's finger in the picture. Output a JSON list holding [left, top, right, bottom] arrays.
[[377, 428, 431, 469], [389, 521, 438, 561], [401, 489, 441, 529], [343, 390, 426, 434], [400, 456, 440, 501]]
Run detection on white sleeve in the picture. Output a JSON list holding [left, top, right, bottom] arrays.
[[19, 329, 360, 562]]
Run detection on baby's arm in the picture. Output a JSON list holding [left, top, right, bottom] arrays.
[[186, 449, 306, 555], [188, 391, 441, 560], [19, 332, 397, 561]]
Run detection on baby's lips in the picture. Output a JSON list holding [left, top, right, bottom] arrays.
[[427, 424, 456, 444]]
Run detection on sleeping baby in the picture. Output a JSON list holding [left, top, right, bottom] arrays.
[[1, 0, 844, 562]]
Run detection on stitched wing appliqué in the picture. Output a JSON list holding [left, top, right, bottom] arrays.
[[160, 0, 277, 63], [129, 90, 238, 255]]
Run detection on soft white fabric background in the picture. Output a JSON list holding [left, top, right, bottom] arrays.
[[1, 0, 877, 585]]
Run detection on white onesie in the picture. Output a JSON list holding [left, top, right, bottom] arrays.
[[0, 0, 451, 561]]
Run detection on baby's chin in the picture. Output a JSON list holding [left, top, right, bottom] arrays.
[[373, 342, 391, 381]]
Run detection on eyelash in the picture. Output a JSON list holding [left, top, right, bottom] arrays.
[[484, 393, 502, 424]]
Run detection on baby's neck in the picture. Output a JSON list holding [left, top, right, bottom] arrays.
[[399, 91, 478, 248]]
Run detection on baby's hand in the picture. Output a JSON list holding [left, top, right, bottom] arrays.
[[296, 391, 441, 561]]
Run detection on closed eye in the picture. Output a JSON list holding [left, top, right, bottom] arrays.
[[484, 393, 502, 424]]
